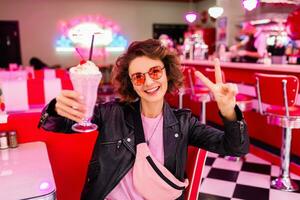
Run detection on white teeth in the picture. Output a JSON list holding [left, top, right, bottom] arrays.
[[145, 87, 159, 93]]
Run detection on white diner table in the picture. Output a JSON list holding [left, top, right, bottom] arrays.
[[0, 142, 56, 200]]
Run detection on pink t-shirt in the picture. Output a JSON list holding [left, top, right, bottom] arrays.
[[105, 113, 164, 200]]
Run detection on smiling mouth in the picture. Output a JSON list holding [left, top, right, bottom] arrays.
[[144, 86, 160, 94]]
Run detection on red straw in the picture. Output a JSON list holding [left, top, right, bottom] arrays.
[[75, 48, 85, 60]]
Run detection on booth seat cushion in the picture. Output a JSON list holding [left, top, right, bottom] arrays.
[[194, 87, 210, 94], [236, 93, 254, 101], [191, 92, 211, 102]]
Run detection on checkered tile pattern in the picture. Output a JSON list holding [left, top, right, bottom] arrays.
[[198, 152, 300, 200]]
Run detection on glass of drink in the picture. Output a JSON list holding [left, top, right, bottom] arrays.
[[69, 61, 102, 132]]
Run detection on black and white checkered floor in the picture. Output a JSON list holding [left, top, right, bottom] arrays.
[[198, 152, 300, 200]]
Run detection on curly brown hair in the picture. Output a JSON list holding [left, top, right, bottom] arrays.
[[112, 39, 184, 102]]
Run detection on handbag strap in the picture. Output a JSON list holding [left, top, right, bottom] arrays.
[[132, 103, 146, 145]]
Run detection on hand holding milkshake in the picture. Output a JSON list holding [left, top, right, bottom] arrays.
[[69, 60, 102, 132], [54, 34, 102, 132]]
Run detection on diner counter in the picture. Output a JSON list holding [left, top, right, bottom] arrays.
[[181, 59, 300, 73], [177, 59, 300, 174], [181, 60, 300, 87]]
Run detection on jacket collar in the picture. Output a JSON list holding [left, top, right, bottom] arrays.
[[124, 99, 179, 129], [124, 99, 180, 173]]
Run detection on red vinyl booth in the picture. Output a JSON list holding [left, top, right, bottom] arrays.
[[185, 147, 207, 200], [0, 112, 207, 199]]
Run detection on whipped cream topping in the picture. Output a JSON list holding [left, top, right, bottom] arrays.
[[70, 61, 101, 75]]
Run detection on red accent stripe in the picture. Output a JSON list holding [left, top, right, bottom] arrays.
[[190, 149, 207, 200], [55, 69, 67, 79], [60, 78, 73, 90], [34, 70, 44, 79], [27, 79, 45, 105], [185, 147, 207, 200]]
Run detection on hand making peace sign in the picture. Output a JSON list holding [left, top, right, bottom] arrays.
[[194, 59, 238, 121]]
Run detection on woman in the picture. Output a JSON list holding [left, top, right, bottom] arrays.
[[39, 39, 249, 200]]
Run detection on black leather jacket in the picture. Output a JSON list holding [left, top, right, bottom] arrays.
[[39, 99, 249, 200]]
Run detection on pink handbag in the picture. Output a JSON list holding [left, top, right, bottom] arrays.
[[132, 110, 189, 200], [133, 143, 189, 200]]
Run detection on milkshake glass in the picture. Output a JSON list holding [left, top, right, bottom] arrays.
[[69, 61, 102, 132]]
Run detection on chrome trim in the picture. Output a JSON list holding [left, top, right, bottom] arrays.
[[267, 114, 300, 129], [256, 77, 264, 115], [271, 127, 299, 192], [281, 127, 292, 179], [178, 92, 184, 109], [187, 69, 195, 95], [190, 93, 210, 124], [178, 87, 192, 109], [282, 79, 289, 117], [201, 101, 206, 124], [271, 176, 299, 192]]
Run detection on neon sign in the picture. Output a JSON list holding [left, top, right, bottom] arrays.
[[55, 16, 127, 56]]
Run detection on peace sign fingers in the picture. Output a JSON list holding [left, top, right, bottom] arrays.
[[214, 58, 223, 84], [194, 58, 224, 89], [192, 59, 237, 121], [194, 70, 215, 90]]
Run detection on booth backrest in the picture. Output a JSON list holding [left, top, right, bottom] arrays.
[[255, 73, 299, 107]]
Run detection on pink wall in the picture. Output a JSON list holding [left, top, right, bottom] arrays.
[[0, 0, 191, 68]]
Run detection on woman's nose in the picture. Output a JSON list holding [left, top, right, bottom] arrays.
[[144, 73, 154, 86]]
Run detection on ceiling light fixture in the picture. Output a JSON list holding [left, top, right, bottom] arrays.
[[185, 12, 197, 23], [243, 0, 259, 11], [208, 6, 224, 19]]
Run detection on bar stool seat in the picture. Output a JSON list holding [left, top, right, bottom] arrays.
[[194, 86, 210, 93], [182, 66, 212, 124], [203, 68, 255, 161], [266, 106, 300, 128], [266, 105, 300, 116], [178, 66, 212, 123], [236, 93, 254, 112], [177, 66, 194, 109], [255, 73, 300, 192], [191, 86, 211, 102], [190, 92, 210, 102], [236, 93, 253, 101]]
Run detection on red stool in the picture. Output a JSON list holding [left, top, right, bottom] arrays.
[[203, 68, 254, 112], [178, 66, 197, 109], [165, 66, 210, 124], [203, 68, 254, 161], [255, 73, 299, 192], [183, 66, 211, 124]]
